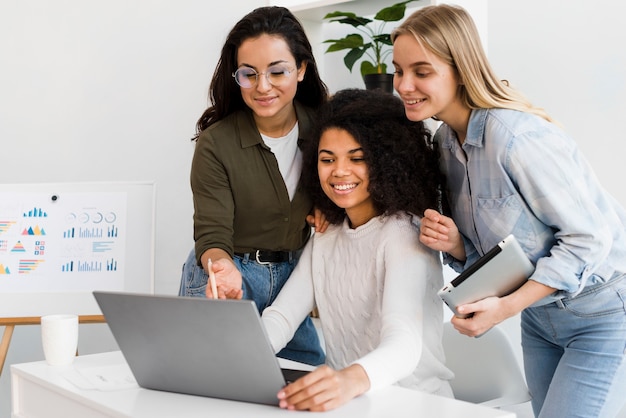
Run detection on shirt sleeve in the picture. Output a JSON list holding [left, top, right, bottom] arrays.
[[507, 126, 614, 293], [191, 130, 235, 262]]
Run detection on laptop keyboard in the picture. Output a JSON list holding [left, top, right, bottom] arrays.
[[281, 368, 309, 384]]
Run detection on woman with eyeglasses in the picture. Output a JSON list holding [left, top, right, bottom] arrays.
[[178, 6, 328, 366]]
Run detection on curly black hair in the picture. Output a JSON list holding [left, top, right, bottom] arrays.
[[301, 88, 444, 225]]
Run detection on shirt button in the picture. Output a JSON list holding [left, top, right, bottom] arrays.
[[284, 217, 289, 222]]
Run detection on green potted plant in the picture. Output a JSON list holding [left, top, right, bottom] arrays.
[[322, 0, 417, 92]]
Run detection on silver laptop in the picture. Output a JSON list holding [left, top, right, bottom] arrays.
[[438, 234, 535, 318], [92, 291, 309, 405]]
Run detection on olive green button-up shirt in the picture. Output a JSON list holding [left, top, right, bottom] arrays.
[[191, 102, 315, 264]]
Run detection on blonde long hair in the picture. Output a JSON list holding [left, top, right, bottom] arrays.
[[392, 4, 555, 123]]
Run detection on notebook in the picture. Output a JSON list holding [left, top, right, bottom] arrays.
[[438, 234, 535, 318], [92, 291, 310, 405]]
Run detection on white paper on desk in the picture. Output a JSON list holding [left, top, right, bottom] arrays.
[[65, 364, 138, 391]]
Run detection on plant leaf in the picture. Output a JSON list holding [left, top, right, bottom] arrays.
[[375, 0, 416, 22], [323, 12, 372, 28], [323, 11, 358, 19], [371, 33, 392, 47], [345, 48, 366, 72], [360, 61, 387, 76], [323, 34, 364, 52]]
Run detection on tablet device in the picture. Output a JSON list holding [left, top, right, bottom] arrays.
[[438, 234, 534, 318]]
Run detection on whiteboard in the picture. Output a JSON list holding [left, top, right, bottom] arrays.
[[0, 181, 155, 317]]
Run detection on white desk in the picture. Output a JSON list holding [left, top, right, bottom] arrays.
[[11, 351, 515, 418]]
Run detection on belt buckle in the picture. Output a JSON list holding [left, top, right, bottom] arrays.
[[255, 250, 270, 265]]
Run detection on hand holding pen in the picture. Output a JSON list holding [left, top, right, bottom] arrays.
[[205, 257, 244, 300]]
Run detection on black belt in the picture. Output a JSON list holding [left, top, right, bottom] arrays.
[[234, 250, 295, 264]]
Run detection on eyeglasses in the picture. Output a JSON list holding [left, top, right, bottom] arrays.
[[232, 65, 296, 88]]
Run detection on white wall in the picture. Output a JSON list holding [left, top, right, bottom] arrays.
[[0, 0, 260, 415]]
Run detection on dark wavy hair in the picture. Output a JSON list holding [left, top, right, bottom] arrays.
[[301, 88, 444, 224], [193, 6, 328, 139]]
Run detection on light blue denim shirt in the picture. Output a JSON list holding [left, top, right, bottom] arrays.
[[436, 108, 626, 305]]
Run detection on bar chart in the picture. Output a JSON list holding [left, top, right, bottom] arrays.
[[23, 207, 48, 218], [61, 258, 119, 272]]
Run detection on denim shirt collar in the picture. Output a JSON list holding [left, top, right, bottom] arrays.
[[439, 108, 489, 150], [464, 109, 489, 147]]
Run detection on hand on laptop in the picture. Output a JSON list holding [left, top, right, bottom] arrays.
[[276, 364, 370, 412], [206, 257, 243, 300]]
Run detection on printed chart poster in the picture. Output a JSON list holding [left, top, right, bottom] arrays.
[[0, 191, 127, 293]]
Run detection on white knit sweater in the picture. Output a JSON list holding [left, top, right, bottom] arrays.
[[262, 212, 453, 396]]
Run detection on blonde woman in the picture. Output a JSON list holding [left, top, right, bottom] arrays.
[[392, 4, 626, 417]]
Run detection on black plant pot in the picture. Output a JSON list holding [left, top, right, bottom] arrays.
[[363, 73, 394, 94]]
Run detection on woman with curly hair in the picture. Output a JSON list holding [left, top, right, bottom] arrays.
[[259, 88, 454, 411]]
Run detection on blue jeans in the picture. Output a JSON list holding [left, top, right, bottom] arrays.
[[522, 273, 626, 418], [179, 249, 325, 366]]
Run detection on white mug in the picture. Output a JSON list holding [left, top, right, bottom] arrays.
[[41, 314, 79, 366]]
